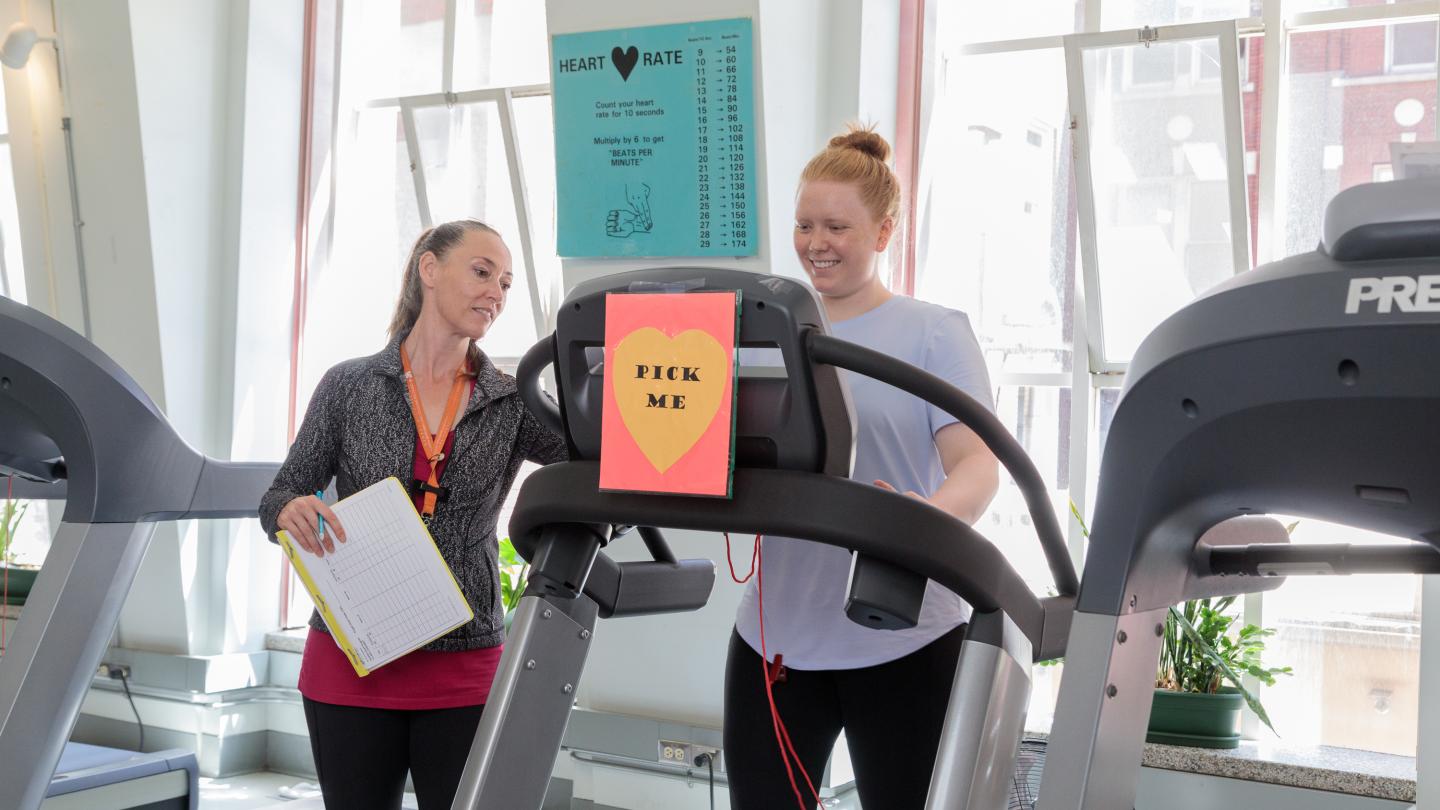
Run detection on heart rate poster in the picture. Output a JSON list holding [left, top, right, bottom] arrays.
[[551, 18, 757, 258], [599, 291, 741, 497]]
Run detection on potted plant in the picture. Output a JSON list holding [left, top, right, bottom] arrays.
[[1148, 595, 1292, 748], [1, 494, 40, 607], [498, 537, 528, 633]]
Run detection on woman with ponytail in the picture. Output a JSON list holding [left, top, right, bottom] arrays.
[[723, 126, 1001, 809], [260, 220, 566, 809]]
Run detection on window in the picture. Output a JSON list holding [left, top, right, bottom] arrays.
[[916, 45, 1077, 583], [1388, 20, 1439, 73], [1262, 524, 1420, 755], [1074, 25, 1249, 366], [918, 48, 1075, 379], [283, 0, 557, 624], [1283, 22, 1438, 258], [0, 82, 24, 305], [922, 1, 1440, 756]]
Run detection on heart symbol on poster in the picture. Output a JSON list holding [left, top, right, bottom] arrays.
[[612, 328, 727, 473], [611, 46, 639, 81]]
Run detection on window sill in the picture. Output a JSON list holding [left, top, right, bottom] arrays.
[[1331, 70, 1437, 88], [1142, 739, 1414, 803], [265, 627, 308, 654], [1028, 728, 1413, 802]]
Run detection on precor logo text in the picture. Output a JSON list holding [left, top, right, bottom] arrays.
[[1345, 275, 1440, 314]]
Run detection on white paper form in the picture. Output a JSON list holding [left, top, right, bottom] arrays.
[[278, 477, 473, 675]]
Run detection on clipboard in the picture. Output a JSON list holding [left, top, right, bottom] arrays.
[[277, 477, 474, 676]]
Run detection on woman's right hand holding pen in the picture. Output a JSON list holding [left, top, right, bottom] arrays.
[[278, 493, 347, 557]]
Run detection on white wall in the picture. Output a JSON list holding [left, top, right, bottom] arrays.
[[4, 0, 194, 653], [122, 0, 236, 656], [542, 0, 898, 731], [127, 0, 301, 655], [1, 0, 299, 656]]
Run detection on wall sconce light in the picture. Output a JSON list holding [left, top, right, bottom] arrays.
[[0, 19, 91, 338], [0, 22, 54, 69]]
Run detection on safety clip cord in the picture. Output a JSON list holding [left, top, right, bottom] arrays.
[[408, 479, 451, 503]]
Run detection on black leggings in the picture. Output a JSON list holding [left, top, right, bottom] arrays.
[[303, 697, 485, 810], [723, 624, 967, 810]]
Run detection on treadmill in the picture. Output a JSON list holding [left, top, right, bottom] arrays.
[[1037, 176, 1440, 809], [0, 296, 278, 810], [450, 267, 1080, 810]]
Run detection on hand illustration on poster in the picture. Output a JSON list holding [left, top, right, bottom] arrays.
[[606, 182, 653, 238]]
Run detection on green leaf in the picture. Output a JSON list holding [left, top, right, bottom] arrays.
[[1168, 605, 1281, 735], [1068, 500, 1090, 538]]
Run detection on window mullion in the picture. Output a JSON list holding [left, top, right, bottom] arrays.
[[1085, 0, 1103, 34], [1062, 34, 1110, 371], [1418, 576, 1440, 807], [400, 103, 433, 229], [1241, 590, 1264, 738], [1218, 21, 1253, 274], [442, 0, 457, 97], [1256, 0, 1287, 266], [495, 90, 549, 338]]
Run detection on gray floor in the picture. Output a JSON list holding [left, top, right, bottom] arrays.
[[197, 771, 416, 809]]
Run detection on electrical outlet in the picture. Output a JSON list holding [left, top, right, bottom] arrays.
[[98, 663, 131, 680], [658, 740, 721, 769]]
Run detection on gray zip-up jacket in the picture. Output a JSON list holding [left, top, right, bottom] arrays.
[[259, 333, 567, 651]]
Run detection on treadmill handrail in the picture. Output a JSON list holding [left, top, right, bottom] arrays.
[[510, 461, 1050, 653], [516, 336, 564, 437], [1208, 542, 1440, 576], [807, 332, 1079, 598]]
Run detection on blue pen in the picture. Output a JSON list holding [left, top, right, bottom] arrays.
[[315, 490, 327, 543]]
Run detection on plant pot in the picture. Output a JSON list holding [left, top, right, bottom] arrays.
[[1, 563, 40, 606], [1146, 688, 1243, 749]]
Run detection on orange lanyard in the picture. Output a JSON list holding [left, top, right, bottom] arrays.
[[400, 347, 473, 517]]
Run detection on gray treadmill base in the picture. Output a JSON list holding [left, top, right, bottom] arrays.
[[44, 742, 196, 810]]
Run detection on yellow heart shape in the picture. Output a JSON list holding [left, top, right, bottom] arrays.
[[612, 327, 729, 474]]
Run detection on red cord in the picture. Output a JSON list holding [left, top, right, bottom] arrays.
[[723, 532, 759, 584], [751, 535, 822, 810]]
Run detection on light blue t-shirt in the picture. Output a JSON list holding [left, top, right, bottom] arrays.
[[734, 295, 995, 670]]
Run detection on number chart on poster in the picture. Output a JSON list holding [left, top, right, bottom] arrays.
[[552, 18, 757, 258]]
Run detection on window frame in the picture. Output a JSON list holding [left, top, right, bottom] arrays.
[[372, 83, 556, 347], [1066, 19, 1252, 373]]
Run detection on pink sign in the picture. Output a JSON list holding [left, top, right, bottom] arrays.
[[599, 291, 740, 497]]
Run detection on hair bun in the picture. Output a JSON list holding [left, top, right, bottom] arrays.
[[828, 126, 891, 163]]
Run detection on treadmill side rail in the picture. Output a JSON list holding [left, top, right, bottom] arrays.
[[451, 593, 598, 810], [0, 521, 158, 810], [927, 609, 1034, 810], [1036, 608, 1166, 810]]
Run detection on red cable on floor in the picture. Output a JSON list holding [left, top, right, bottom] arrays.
[[726, 532, 821, 810]]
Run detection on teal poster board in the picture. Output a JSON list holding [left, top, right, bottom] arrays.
[[552, 18, 758, 258]]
